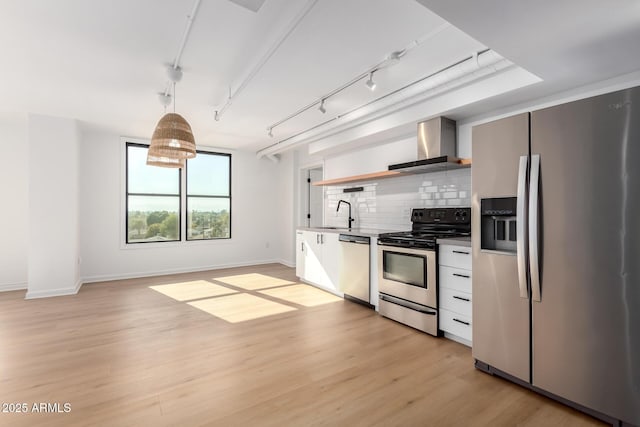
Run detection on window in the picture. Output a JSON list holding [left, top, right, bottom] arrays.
[[186, 151, 231, 240], [126, 143, 181, 243], [125, 143, 231, 244]]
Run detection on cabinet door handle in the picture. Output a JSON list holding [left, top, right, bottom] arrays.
[[452, 250, 470, 255], [317, 234, 319, 244], [453, 295, 470, 302], [453, 318, 470, 326], [453, 273, 470, 279], [321, 234, 324, 244], [301, 242, 304, 252]]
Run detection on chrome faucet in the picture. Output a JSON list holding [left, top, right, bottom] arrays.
[[337, 199, 354, 229]]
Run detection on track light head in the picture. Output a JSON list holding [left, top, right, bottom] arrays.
[[387, 50, 405, 61], [268, 128, 273, 137], [318, 99, 327, 114], [365, 72, 377, 91]]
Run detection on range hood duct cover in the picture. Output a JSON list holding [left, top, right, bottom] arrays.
[[389, 116, 466, 173]]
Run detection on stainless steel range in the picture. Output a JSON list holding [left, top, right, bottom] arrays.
[[377, 207, 470, 336]]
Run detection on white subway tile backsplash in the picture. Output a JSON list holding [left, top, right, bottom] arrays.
[[324, 168, 471, 229]]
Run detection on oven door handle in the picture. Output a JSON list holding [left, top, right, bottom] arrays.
[[380, 295, 437, 315]]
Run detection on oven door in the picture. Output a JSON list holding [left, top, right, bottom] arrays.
[[378, 245, 437, 308]]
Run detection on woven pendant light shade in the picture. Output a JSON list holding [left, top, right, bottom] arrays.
[[146, 152, 185, 168], [148, 113, 196, 160]]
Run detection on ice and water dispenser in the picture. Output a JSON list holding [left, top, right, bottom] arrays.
[[480, 197, 517, 253]]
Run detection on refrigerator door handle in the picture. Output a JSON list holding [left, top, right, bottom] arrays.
[[529, 154, 541, 302], [516, 155, 529, 299]]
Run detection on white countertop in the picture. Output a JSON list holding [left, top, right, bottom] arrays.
[[296, 227, 401, 238]]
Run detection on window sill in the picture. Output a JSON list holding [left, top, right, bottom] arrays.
[[120, 238, 233, 250]]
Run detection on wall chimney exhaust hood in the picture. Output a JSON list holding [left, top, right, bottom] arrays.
[[388, 117, 469, 173]]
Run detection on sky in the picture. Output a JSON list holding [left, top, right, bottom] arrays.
[[128, 146, 230, 213]]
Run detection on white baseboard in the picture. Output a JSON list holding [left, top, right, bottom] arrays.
[[12, 260, 297, 298], [443, 332, 472, 347], [25, 279, 83, 300], [277, 258, 295, 268], [0, 282, 27, 292], [81, 259, 293, 284]]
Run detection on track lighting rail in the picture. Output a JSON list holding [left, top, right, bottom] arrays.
[[263, 22, 452, 137]]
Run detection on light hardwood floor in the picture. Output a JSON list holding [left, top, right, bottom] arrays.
[[0, 264, 603, 426]]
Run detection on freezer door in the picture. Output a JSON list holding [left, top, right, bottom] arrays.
[[531, 87, 640, 425], [472, 113, 531, 382]]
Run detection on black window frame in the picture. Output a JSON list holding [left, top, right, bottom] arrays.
[[125, 142, 182, 244], [185, 150, 232, 241]]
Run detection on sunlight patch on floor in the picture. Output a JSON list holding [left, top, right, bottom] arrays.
[[213, 273, 296, 291], [259, 284, 343, 307], [149, 280, 237, 302], [188, 293, 297, 323]]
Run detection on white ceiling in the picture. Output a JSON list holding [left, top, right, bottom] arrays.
[[2, 0, 639, 152], [414, 0, 640, 120]]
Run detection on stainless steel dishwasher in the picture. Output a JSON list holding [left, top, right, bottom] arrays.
[[338, 234, 371, 307]]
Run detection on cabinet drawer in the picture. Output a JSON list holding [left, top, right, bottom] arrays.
[[439, 287, 472, 317], [439, 266, 472, 293], [439, 245, 472, 269], [439, 308, 472, 342]]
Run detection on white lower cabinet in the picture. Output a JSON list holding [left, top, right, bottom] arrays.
[[438, 244, 472, 346], [295, 231, 305, 278], [439, 308, 472, 341], [295, 230, 340, 294]]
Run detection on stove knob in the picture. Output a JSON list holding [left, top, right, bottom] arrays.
[[455, 211, 461, 217], [419, 212, 423, 217], [462, 211, 468, 217]]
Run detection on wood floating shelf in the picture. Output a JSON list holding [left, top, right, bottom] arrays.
[[313, 170, 402, 186], [313, 159, 471, 186]]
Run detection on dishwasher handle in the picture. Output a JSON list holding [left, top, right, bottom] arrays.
[[338, 234, 370, 245]]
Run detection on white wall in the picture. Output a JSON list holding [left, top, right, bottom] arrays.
[[0, 113, 28, 291], [323, 137, 416, 180], [275, 151, 296, 267], [27, 114, 80, 298], [79, 129, 285, 282]]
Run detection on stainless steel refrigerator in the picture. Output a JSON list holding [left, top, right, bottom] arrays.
[[472, 86, 640, 425]]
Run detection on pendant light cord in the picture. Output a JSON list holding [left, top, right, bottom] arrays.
[[173, 81, 176, 113]]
